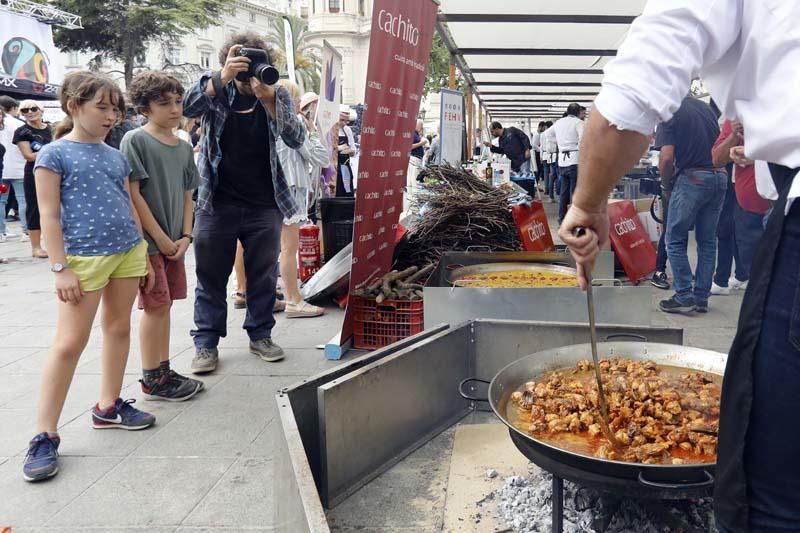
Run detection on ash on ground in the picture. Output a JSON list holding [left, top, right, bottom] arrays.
[[498, 466, 718, 533]]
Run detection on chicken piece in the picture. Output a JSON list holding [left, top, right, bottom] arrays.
[[679, 441, 694, 451], [634, 442, 670, 461], [588, 424, 602, 438], [523, 381, 536, 391], [533, 383, 549, 399], [576, 359, 592, 372], [579, 411, 594, 427], [568, 415, 582, 433], [547, 418, 568, 433], [511, 391, 524, 404], [614, 429, 631, 446], [595, 445, 610, 459], [665, 400, 682, 415], [632, 435, 647, 446], [672, 458, 685, 465], [529, 420, 546, 433]]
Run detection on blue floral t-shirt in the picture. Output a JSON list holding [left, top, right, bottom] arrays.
[[34, 139, 142, 257]]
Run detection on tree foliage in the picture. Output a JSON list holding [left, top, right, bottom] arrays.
[[423, 33, 463, 97], [52, 0, 228, 87], [267, 15, 322, 94]]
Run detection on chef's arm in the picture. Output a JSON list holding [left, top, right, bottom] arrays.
[[571, 111, 651, 212], [712, 132, 738, 167], [658, 145, 675, 191]]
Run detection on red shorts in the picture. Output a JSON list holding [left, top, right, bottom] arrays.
[[138, 253, 188, 309]]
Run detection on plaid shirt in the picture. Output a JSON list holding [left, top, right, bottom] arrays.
[[183, 75, 305, 219]]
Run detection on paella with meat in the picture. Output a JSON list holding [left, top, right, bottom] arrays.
[[506, 357, 721, 465]]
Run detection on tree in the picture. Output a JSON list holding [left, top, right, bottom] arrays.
[[267, 15, 322, 94], [423, 33, 463, 97], [52, 0, 228, 87]]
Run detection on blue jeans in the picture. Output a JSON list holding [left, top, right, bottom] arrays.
[[714, 186, 746, 286], [741, 203, 800, 531], [0, 180, 26, 234], [191, 203, 283, 348], [666, 170, 727, 305], [557, 165, 578, 223], [545, 163, 557, 199], [656, 195, 669, 272]]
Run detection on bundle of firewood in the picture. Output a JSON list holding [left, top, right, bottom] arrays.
[[393, 164, 521, 271], [352, 264, 435, 302]]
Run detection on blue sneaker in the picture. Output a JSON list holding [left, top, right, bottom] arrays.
[[23, 432, 60, 482], [91, 398, 155, 430]]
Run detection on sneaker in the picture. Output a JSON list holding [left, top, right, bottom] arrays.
[[19, 233, 30, 242], [0, 234, 6, 243], [166, 368, 205, 391], [232, 291, 246, 309], [23, 432, 60, 482], [274, 299, 286, 313], [191, 346, 218, 374], [729, 278, 749, 291], [696, 302, 709, 314], [650, 271, 670, 290], [250, 338, 285, 362], [710, 282, 730, 296], [659, 296, 696, 314], [92, 398, 155, 430], [141, 372, 200, 402], [286, 300, 324, 318]]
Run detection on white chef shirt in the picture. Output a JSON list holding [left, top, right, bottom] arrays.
[[530, 131, 541, 152], [553, 115, 585, 167], [594, 0, 800, 212], [542, 126, 558, 163], [0, 115, 26, 179]]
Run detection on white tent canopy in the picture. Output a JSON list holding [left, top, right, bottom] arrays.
[[438, 0, 647, 122]]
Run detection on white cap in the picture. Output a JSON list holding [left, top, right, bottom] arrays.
[[339, 104, 351, 115], [300, 92, 319, 111]]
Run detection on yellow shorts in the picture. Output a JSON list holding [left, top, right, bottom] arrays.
[[67, 240, 148, 292]]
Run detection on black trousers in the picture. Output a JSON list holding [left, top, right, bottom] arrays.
[[23, 172, 40, 231]]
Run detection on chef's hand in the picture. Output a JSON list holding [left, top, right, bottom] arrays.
[[558, 205, 609, 291], [483, 141, 491, 147], [730, 146, 754, 167]]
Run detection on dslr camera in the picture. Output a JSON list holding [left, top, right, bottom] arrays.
[[236, 47, 279, 85]]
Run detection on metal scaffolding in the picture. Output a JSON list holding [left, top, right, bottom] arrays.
[[0, 0, 82, 29]]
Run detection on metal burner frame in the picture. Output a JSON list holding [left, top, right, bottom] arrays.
[[274, 319, 685, 532]]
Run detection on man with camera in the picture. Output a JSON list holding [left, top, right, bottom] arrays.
[[183, 32, 305, 373]]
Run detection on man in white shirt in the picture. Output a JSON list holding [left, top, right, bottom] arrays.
[[553, 104, 585, 223], [0, 109, 27, 241], [530, 122, 545, 182], [557, 2, 800, 532], [540, 121, 558, 202]]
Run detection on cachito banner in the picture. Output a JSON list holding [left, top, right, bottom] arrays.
[[339, 0, 438, 346], [438, 88, 465, 165], [0, 11, 64, 97], [316, 40, 342, 153]]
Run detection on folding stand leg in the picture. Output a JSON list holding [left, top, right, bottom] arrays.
[[552, 475, 564, 533]]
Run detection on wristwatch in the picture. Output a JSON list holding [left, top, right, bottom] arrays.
[[51, 263, 67, 273], [182, 233, 194, 243]]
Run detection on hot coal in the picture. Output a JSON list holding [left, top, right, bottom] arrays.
[[497, 467, 718, 533]]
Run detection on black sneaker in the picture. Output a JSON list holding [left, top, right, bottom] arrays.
[[166, 368, 205, 391], [695, 302, 708, 314], [650, 271, 670, 290], [141, 372, 200, 402], [659, 296, 696, 314]]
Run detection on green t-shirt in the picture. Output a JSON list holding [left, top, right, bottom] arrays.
[[120, 128, 199, 255]]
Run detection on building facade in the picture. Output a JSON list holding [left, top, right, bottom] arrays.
[[304, 0, 373, 106]]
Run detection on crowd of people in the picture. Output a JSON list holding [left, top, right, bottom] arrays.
[[2, 31, 348, 483]]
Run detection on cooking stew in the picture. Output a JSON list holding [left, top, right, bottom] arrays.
[[453, 269, 577, 288], [506, 358, 721, 465]]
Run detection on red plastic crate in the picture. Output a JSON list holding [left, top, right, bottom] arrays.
[[351, 295, 425, 350]]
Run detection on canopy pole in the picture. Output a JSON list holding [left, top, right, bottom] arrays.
[[449, 57, 456, 89], [466, 87, 473, 157]]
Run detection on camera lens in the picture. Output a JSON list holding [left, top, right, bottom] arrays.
[[254, 63, 279, 85]]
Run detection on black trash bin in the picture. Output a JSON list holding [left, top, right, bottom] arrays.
[[320, 198, 355, 262]]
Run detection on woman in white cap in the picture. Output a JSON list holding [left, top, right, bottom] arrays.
[[334, 104, 356, 197], [274, 81, 330, 318]]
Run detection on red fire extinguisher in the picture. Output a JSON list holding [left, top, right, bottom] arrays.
[[298, 223, 321, 282]]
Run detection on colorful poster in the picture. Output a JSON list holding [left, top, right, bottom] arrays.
[[340, 0, 438, 346], [438, 88, 464, 165], [283, 16, 296, 85], [0, 11, 64, 97], [316, 40, 342, 153]]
